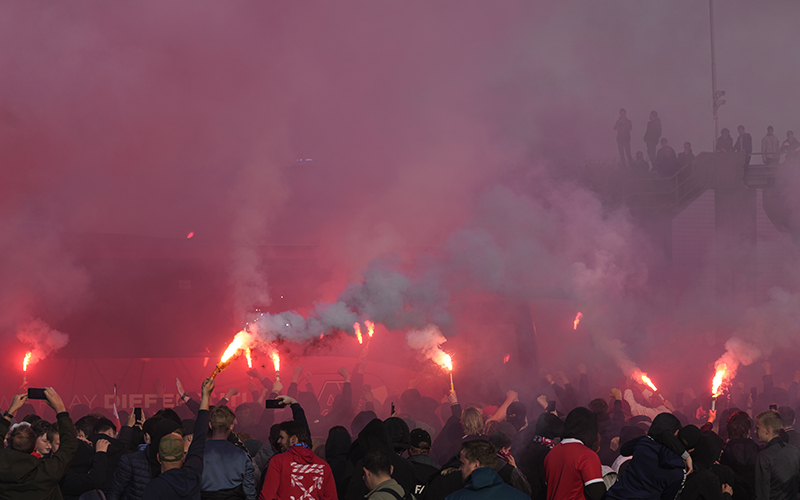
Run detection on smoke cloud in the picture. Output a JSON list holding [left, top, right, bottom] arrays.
[[17, 318, 70, 367]]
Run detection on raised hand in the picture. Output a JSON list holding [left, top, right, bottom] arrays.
[[44, 388, 66, 414], [154, 378, 165, 398]]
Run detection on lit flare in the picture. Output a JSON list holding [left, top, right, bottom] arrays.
[[639, 373, 658, 392], [211, 331, 252, 379], [365, 320, 375, 338], [23, 352, 32, 372], [573, 312, 583, 330], [712, 364, 727, 398], [272, 351, 280, 373], [245, 348, 253, 369], [354, 323, 363, 345]]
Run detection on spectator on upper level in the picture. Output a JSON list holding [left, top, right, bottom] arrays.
[[631, 151, 650, 173], [717, 128, 734, 152], [734, 125, 753, 165], [677, 142, 695, 170], [762, 126, 781, 164], [655, 138, 678, 177], [644, 111, 662, 167], [614, 108, 633, 167], [781, 131, 800, 162]]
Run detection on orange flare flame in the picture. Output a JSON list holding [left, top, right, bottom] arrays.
[[442, 353, 453, 372], [639, 373, 658, 392], [245, 348, 252, 369], [272, 351, 280, 373], [365, 320, 375, 338], [712, 364, 727, 397], [220, 335, 245, 364], [503, 354, 510, 364], [23, 352, 32, 372], [354, 323, 363, 344], [573, 312, 583, 330]]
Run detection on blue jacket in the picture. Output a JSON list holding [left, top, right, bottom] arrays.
[[445, 467, 529, 500], [142, 409, 210, 500], [202, 439, 256, 499], [106, 448, 152, 500], [606, 436, 686, 500]]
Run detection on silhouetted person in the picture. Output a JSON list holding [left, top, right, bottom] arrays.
[[716, 127, 733, 152], [781, 131, 800, 162], [614, 108, 633, 167], [734, 125, 753, 166], [644, 111, 662, 166], [655, 138, 678, 177], [720, 411, 758, 500], [762, 126, 780, 164], [631, 151, 650, 173], [677, 142, 695, 170]]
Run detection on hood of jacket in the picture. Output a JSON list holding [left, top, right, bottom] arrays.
[[90, 433, 127, 456], [466, 466, 504, 491], [358, 418, 393, 455], [287, 444, 318, 464], [325, 427, 352, 460]]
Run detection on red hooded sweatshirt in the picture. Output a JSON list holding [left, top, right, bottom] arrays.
[[259, 444, 337, 500]]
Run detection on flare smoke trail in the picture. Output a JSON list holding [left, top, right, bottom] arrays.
[[17, 318, 69, 367], [406, 325, 451, 369], [243, 182, 655, 380], [711, 288, 800, 388]]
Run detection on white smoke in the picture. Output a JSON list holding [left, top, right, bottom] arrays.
[[712, 287, 800, 383], [17, 318, 69, 367], [406, 324, 451, 370]]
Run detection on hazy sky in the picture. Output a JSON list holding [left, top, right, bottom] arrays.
[[1, 2, 799, 384]]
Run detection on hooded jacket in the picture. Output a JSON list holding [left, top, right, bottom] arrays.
[[345, 419, 416, 500], [325, 427, 352, 499], [0, 411, 79, 500], [605, 436, 686, 500], [445, 467, 529, 500], [141, 409, 210, 500], [59, 440, 109, 500], [259, 444, 336, 500]]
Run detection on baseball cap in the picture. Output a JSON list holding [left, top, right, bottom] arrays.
[[158, 436, 185, 462], [410, 428, 431, 449]]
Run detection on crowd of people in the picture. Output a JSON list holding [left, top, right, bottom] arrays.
[[3, 360, 800, 500], [613, 109, 800, 176]]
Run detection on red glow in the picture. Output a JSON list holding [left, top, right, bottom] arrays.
[[639, 373, 658, 392], [220, 335, 245, 363], [271, 351, 280, 372], [503, 354, 510, 364], [712, 364, 727, 397], [187, 232, 194, 239], [573, 312, 583, 330], [354, 323, 363, 344], [23, 352, 32, 372]]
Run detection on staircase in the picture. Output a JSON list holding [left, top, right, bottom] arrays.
[[746, 160, 800, 240], [623, 152, 719, 219]]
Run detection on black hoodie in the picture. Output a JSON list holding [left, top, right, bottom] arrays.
[[344, 418, 416, 500]]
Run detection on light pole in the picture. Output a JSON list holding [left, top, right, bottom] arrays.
[[710, 0, 725, 150]]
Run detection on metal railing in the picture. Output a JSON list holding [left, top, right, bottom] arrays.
[[623, 154, 713, 216]]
